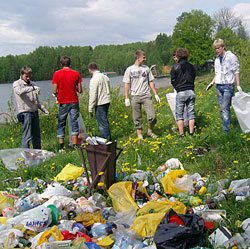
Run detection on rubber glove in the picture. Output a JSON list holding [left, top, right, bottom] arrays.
[[125, 98, 130, 107], [155, 94, 161, 103], [34, 86, 40, 95], [206, 82, 214, 91], [40, 105, 49, 115], [237, 85, 243, 93]]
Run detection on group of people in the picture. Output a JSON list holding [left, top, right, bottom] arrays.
[[13, 38, 243, 150]]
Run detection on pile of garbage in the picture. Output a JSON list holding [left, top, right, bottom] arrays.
[[0, 158, 249, 248]]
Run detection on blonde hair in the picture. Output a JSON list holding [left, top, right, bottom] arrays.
[[213, 39, 225, 48]]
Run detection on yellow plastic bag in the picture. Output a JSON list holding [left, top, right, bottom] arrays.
[[37, 225, 64, 246], [108, 181, 149, 213], [54, 163, 84, 182], [160, 169, 187, 194], [130, 199, 186, 237], [98, 234, 114, 248]]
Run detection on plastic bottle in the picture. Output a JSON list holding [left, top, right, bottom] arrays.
[[112, 235, 130, 249], [155, 164, 167, 173], [207, 183, 216, 193], [1, 203, 16, 218], [91, 223, 113, 237]]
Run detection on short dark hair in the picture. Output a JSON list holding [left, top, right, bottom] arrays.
[[134, 50, 145, 60], [20, 66, 32, 75], [172, 50, 176, 57], [176, 48, 189, 59], [60, 56, 71, 67], [88, 62, 98, 71]]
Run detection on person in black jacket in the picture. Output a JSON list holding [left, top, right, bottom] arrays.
[[170, 48, 196, 136]]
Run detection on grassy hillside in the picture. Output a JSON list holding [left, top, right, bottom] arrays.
[[0, 73, 249, 243]]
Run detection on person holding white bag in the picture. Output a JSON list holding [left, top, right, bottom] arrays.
[[206, 39, 243, 133]]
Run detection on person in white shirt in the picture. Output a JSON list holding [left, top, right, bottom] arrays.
[[123, 50, 160, 140], [206, 39, 243, 133], [88, 62, 111, 141]]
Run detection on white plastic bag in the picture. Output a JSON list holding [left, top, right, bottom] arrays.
[[232, 91, 250, 133], [68, 113, 87, 146], [166, 92, 188, 126]]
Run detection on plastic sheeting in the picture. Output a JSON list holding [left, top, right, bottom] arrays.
[[0, 148, 55, 171]]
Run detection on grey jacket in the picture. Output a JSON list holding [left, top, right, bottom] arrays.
[[88, 71, 111, 113], [13, 78, 45, 113]]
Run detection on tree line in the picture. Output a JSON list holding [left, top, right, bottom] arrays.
[[0, 8, 249, 84]]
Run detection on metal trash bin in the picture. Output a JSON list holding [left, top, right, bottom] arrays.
[[80, 142, 122, 196]]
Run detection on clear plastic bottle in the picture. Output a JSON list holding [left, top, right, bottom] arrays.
[[91, 223, 113, 237], [112, 235, 130, 249]]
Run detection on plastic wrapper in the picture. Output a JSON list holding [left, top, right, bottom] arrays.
[[108, 211, 136, 227], [229, 178, 250, 196], [124, 171, 157, 183], [54, 163, 84, 182], [7, 206, 52, 232], [232, 91, 250, 133], [174, 175, 194, 194], [68, 113, 88, 146], [0, 148, 55, 171], [38, 183, 73, 199], [0, 228, 23, 248]]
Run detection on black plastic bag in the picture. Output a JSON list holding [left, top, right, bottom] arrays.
[[153, 208, 205, 249]]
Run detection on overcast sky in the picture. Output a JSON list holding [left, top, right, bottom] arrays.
[[0, 0, 250, 56]]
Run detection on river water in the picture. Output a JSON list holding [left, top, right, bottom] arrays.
[[0, 76, 171, 123]]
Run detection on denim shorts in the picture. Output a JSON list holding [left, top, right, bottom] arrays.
[[176, 90, 196, 121], [57, 102, 79, 138]]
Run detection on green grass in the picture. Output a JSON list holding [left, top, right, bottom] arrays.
[[0, 73, 249, 244]]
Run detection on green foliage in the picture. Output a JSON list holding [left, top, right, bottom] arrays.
[[171, 9, 215, 69], [0, 35, 171, 83]]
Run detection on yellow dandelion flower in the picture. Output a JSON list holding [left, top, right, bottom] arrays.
[[123, 151, 127, 154], [124, 115, 128, 119], [233, 161, 238, 164], [33, 177, 38, 181], [99, 171, 104, 176], [24, 170, 27, 173]]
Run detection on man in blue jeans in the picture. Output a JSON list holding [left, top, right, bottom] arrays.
[[52, 56, 82, 151], [13, 66, 49, 148], [206, 39, 243, 133], [170, 48, 196, 136], [88, 62, 111, 141]]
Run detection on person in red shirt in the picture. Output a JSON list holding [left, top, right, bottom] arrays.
[[52, 56, 82, 152]]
